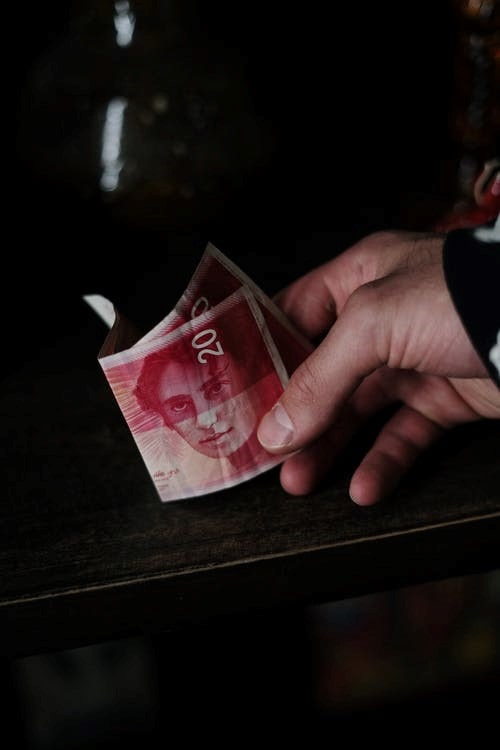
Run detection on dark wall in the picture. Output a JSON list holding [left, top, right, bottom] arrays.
[[6, 1, 456, 366]]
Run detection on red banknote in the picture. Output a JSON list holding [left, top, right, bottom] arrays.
[[87, 245, 311, 502], [137, 243, 312, 374]]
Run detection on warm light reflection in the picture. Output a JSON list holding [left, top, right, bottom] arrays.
[[100, 97, 127, 192], [114, 1, 135, 47]]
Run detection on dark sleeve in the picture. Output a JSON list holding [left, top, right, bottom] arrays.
[[442, 217, 500, 388]]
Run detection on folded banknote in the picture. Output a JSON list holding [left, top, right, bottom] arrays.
[[85, 244, 312, 502]]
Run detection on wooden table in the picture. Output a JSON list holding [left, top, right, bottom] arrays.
[[2, 290, 499, 658]]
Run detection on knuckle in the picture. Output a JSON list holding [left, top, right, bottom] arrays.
[[342, 281, 390, 366], [346, 280, 383, 318], [354, 230, 422, 278], [288, 357, 323, 410]]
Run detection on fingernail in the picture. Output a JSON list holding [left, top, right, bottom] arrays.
[[258, 402, 294, 449]]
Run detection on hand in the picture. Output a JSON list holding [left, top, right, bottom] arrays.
[[257, 231, 500, 505]]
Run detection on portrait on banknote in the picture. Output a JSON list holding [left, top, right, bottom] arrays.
[[99, 289, 288, 501]]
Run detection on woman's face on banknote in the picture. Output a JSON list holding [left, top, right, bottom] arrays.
[[156, 356, 257, 459]]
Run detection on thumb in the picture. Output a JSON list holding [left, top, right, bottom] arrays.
[[257, 283, 387, 453]]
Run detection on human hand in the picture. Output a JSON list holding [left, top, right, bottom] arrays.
[[257, 231, 500, 505]]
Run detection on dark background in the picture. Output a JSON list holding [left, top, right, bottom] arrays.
[[7, 0, 459, 364], [5, 1, 499, 746]]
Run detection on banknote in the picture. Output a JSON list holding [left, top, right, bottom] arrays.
[[87, 245, 311, 502], [136, 243, 313, 374]]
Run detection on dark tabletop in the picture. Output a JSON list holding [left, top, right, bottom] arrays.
[[1, 273, 499, 657]]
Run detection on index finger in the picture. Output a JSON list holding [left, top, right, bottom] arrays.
[[273, 259, 340, 340], [274, 230, 420, 341]]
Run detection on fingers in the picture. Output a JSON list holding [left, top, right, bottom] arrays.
[[280, 399, 444, 504], [279, 432, 342, 496], [279, 368, 395, 495], [272, 260, 344, 341], [349, 404, 443, 506], [258, 281, 388, 453], [277, 369, 490, 502], [272, 240, 368, 339], [273, 230, 418, 340]]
